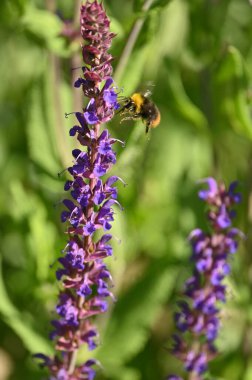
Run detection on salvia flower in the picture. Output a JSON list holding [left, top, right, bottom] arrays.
[[167, 178, 244, 380], [35, 2, 124, 379]]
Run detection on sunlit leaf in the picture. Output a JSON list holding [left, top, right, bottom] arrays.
[[244, 360, 252, 380], [150, 0, 172, 10], [27, 79, 60, 175], [133, 0, 144, 12], [96, 258, 178, 368], [0, 258, 53, 355], [164, 59, 208, 130], [214, 45, 252, 139], [22, 7, 62, 41], [27, 64, 72, 175]]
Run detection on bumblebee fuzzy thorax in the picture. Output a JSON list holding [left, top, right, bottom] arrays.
[[130, 93, 145, 113], [118, 92, 160, 134]]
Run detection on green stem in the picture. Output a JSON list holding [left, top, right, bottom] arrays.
[[114, 0, 154, 83]]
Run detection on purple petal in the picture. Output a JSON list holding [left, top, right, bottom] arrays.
[[198, 177, 218, 200], [84, 111, 99, 124], [103, 77, 114, 90], [75, 112, 87, 128]]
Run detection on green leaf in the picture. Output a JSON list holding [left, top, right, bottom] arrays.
[[9, 181, 57, 280], [218, 353, 244, 380], [164, 59, 208, 130], [244, 360, 252, 380], [217, 305, 245, 352], [27, 62, 72, 175], [133, 0, 172, 13], [102, 366, 141, 380], [114, 4, 158, 83], [22, 7, 62, 41], [9, 181, 34, 221], [133, 0, 145, 12], [27, 77, 60, 175], [143, 0, 189, 76], [0, 0, 28, 20], [27, 201, 57, 281], [150, 0, 172, 10], [115, 46, 149, 91], [96, 257, 178, 369], [115, 123, 146, 180], [214, 45, 252, 139], [21, 5, 73, 56], [0, 257, 52, 354]]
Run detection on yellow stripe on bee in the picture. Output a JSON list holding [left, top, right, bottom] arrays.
[[130, 93, 144, 113], [151, 111, 161, 128]]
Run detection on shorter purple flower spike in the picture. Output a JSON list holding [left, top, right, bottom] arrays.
[[167, 179, 244, 379]]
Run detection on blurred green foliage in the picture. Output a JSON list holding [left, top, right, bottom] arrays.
[[0, 0, 252, 379]]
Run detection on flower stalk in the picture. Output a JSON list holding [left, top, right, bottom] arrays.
[[167, 178, 244, 380], [36, 1, 123, 379]]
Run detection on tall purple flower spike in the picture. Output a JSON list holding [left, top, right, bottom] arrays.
[[167, 178, 244, 380], [35, 2, 124, 379]]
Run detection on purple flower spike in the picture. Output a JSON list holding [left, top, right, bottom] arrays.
[[168, 179, 244, 379], [36, 2, 122, 379]]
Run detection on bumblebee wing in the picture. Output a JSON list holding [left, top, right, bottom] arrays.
[[143, 89, 152, 98], [137, 81, 155, 97], [145, 80, 155, 88]]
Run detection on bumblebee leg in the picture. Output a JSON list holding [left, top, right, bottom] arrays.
[[116, 107, 126, 115], [117, 104, 136, 115], [120, 115, 139, 122], [145, 123, 150, 134]]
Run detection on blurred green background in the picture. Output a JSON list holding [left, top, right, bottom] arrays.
[[1, 0, 252, 379]]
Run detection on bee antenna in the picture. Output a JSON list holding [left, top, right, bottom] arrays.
[[71, 66, 82, 71]]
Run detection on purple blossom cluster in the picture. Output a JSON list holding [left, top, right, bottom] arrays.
[[168, 178, 244, 380], [36, 2, 123, 379]]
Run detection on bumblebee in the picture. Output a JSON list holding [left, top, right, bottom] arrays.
[[118, 91, 161, 133]]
